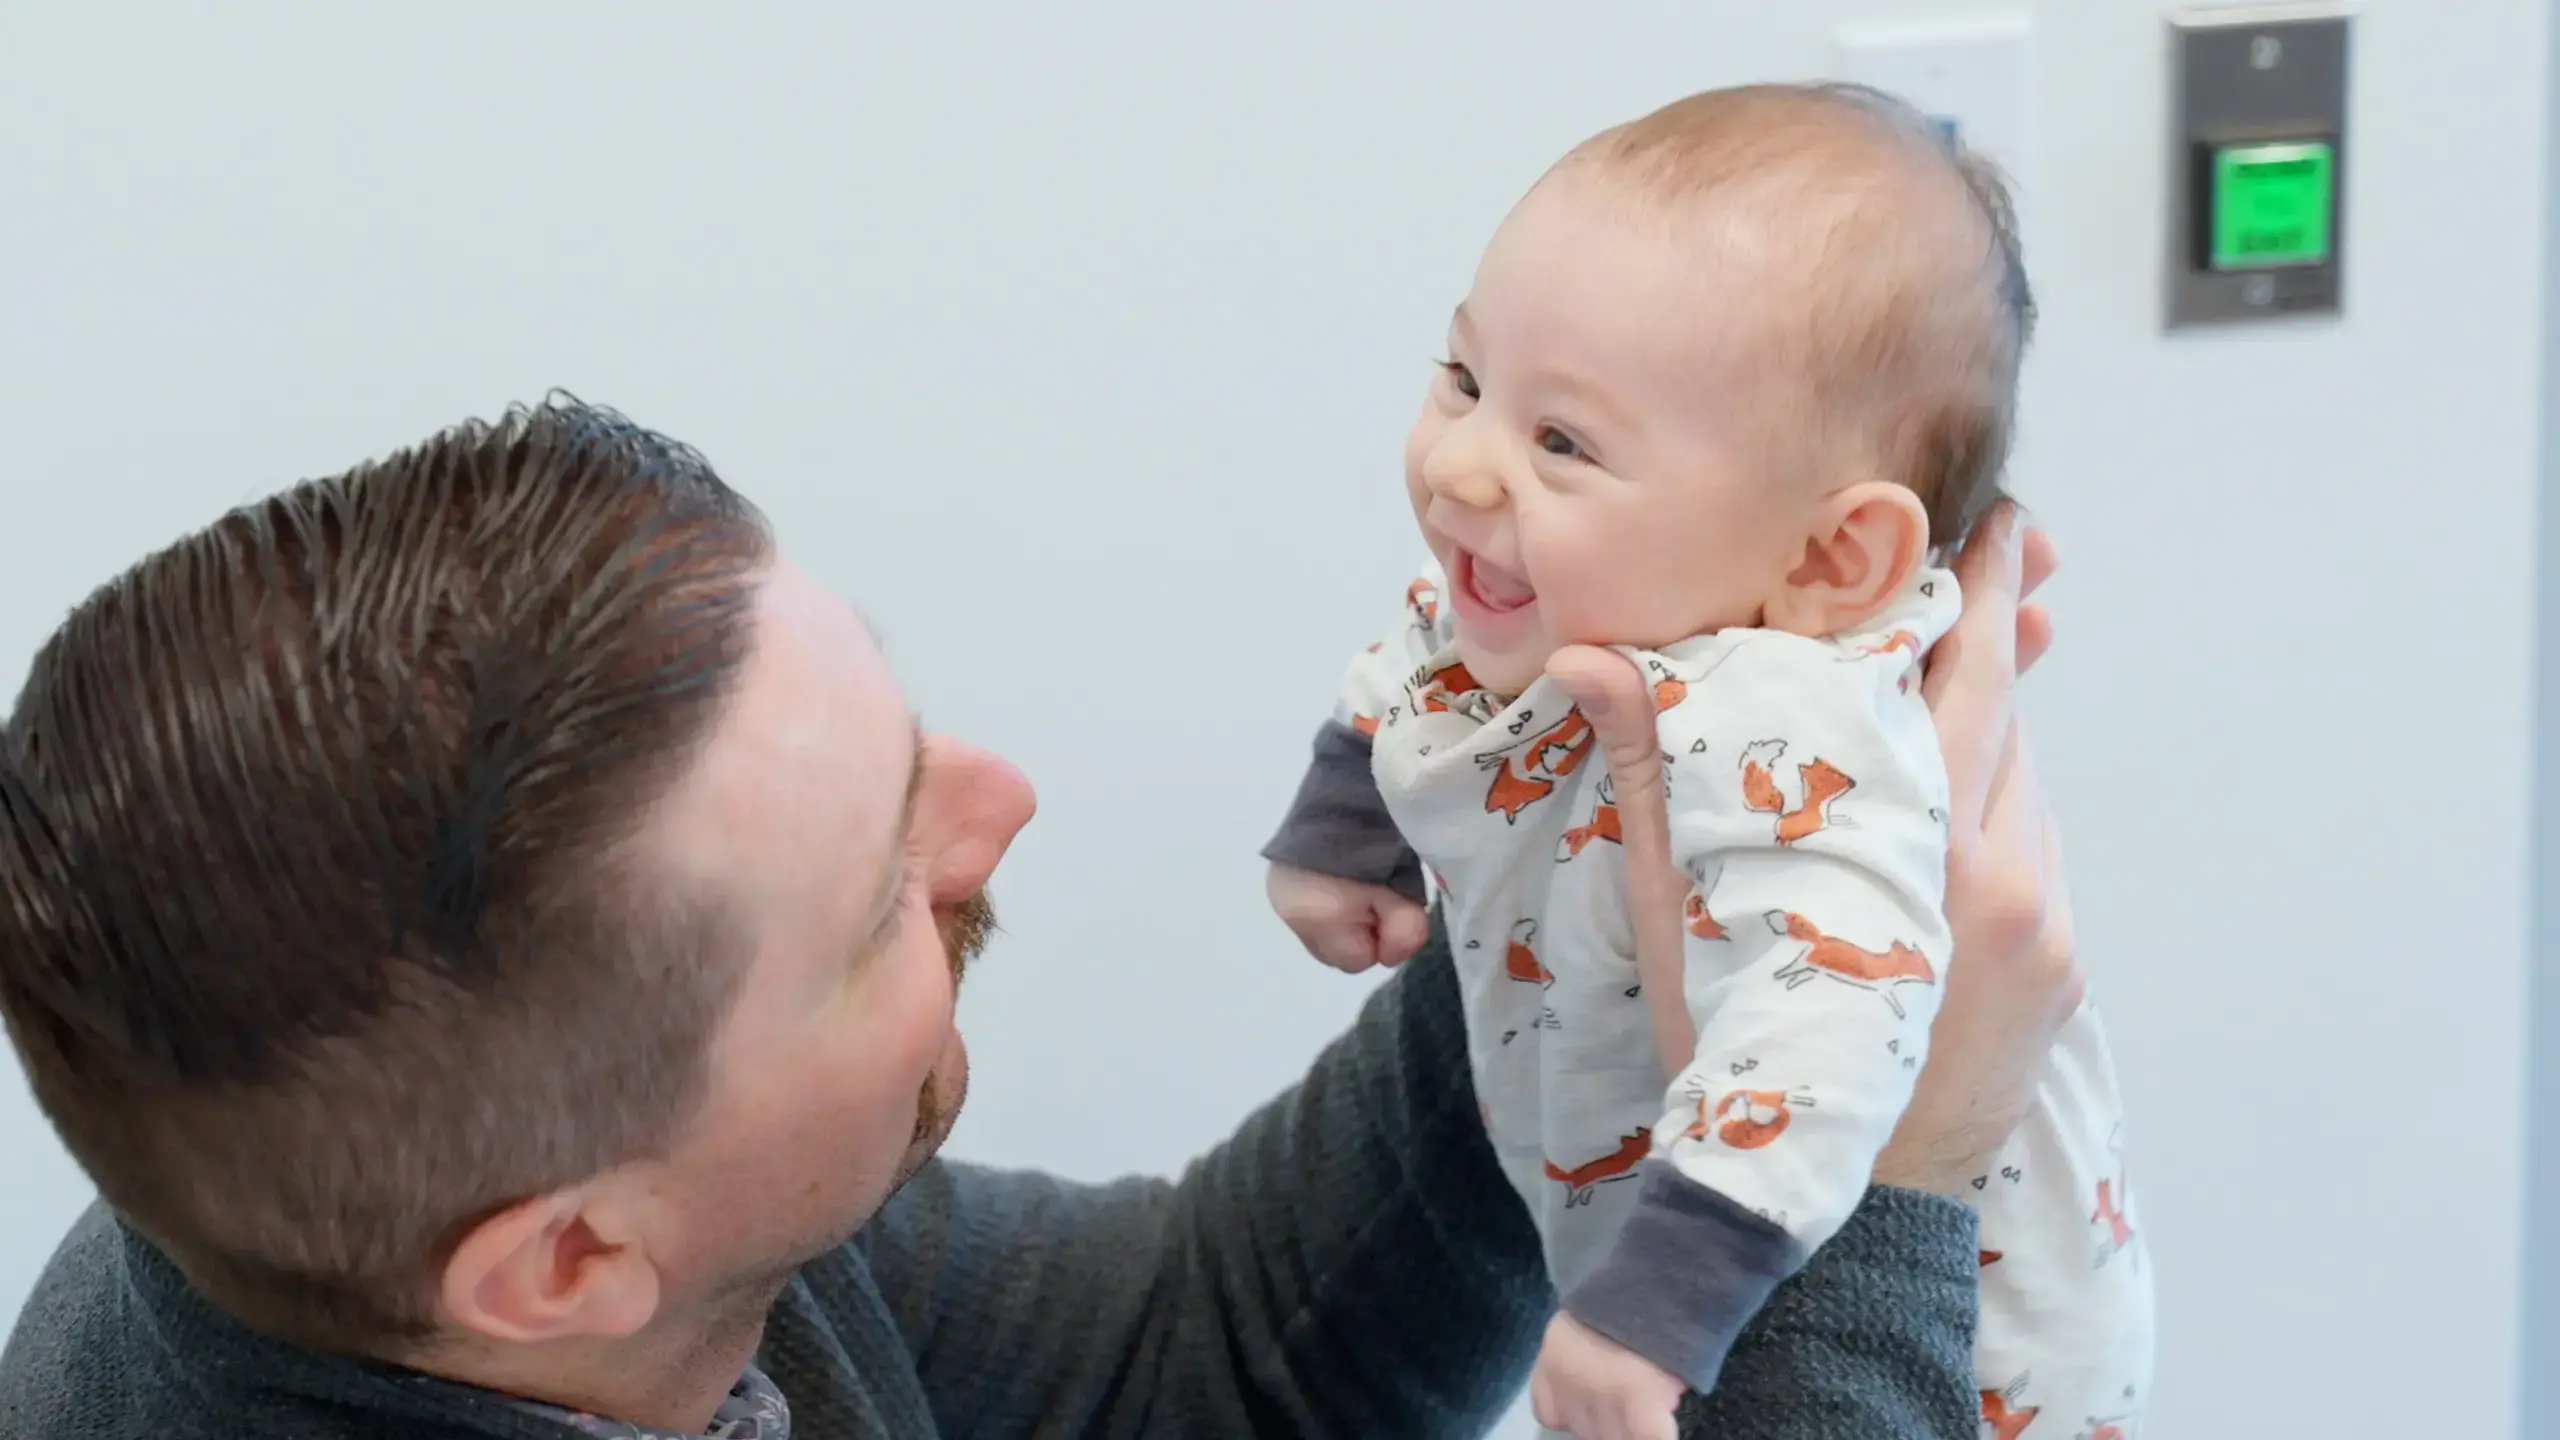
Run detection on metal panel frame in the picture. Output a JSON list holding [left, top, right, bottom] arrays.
[[2165, 4, 2353, 328]]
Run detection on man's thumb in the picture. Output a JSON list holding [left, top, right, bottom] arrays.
[[1545, 645, 1654, 764]]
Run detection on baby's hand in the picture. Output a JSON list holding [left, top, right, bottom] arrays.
[[1266, 864, 1429, 973], [1530, 1313, 1686, 1440]]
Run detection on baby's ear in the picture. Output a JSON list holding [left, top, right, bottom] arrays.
[[1767, 482, 1929, 636]]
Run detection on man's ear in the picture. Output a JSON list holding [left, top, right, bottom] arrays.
[[1766, 481, 1930, 637], [438, 1187, 662, 1345]]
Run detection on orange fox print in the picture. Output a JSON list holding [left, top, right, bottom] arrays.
[[1685, 1086, 1813, 1150], [1351, 713, 1380, 737], [1978, 1249, 2004, 1268], [1652, 675, 1689, 712], [1479, 710, 1594, 823], [2091, 1175, 2136, 1268], [1407, 575, 1441, 629], [1738, 740, 1856, 845], [1414, 661, 1481, 715], [1764, 911, 1938, 1018], [1846, 630, 1923, 693], [1684, 890, 1728, 940], [1544, 1128, 1651, 1207], [2077, 1417, 2137, 1440], [1556, 775, 1622, 860], [1980, 1376, 2040, 1440], [1503, 919, 1553, 986]]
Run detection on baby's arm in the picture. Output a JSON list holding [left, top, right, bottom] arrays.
[[1262, 568, 1447, 970], [1562, 632, 1955, 1396]]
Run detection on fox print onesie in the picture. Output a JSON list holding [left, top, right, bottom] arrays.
[[1263, 564, 2155, 1434]]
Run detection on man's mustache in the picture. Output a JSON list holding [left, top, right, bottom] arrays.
[[943, 889, 995, 972]]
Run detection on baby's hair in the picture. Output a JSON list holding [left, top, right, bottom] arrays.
[[1571, 83, 2035, 548]]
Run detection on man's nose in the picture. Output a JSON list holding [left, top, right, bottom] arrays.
[[1419, 412, 1509, 511], [924, 737, 1036, 903]]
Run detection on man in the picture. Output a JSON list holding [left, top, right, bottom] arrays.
[[0, 398, 2076, 1439]]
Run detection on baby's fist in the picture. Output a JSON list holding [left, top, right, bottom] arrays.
[[1529, 1313, 1686, 1440], [1266, 864, 1429, 974]]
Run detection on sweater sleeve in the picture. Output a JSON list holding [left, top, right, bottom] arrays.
[[852, 919, 1555, 1439], [843, 915, 1988, 1439], [1678, 1187, 1984, 1439]]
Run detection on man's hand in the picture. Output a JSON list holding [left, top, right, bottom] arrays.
[[1547, 501, 2080, 1184], [1877, 502, 2080, 1194], [1529, 1312, 1687, 1440], [1266, 863, 1430, 973]]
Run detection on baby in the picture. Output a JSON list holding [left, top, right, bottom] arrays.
[[1263, 85, 2152, 1438]]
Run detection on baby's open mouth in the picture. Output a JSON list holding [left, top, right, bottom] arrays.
[[1459, 549, 1536, 613]]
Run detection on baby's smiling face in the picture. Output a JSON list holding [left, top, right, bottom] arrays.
[[1402, 163, 1829, 699]]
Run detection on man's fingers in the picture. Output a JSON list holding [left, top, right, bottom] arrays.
[[1965, 717, 2048, 954], [1927, 504, 2025, 818], [1955, 501, 2027, 613], [1544, 645, 1657, 769], [2015, 520, 2056, 675], [2020, 521, 2058, 601], [1546, 645, 1694, 1080], [2039, 747, 2077, 959], [2017, 603, 2055, 677], [1543, 645, 1680, 897], [1978, 716, 2035, 870]]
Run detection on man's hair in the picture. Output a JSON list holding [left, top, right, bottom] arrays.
[[1577, 82, 2037, 545], [0, 396, 775, 1352]]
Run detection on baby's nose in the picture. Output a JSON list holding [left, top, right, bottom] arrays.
[[1419, 419, 1509, 510]]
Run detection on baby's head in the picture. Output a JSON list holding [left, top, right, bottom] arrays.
[[1407, 83, 2033, 696]]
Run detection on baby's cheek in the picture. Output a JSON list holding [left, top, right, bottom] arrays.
[[1537, 534, 1671, 644]]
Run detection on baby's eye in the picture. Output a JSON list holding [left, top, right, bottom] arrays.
[[1536, 425, 1587, 460], [1436, 360, 1481, 401]]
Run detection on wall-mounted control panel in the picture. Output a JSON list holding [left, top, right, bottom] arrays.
[[2166, 4, 2352, 328]]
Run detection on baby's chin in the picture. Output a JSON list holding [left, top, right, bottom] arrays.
[[1452, 629, 1557, 703]]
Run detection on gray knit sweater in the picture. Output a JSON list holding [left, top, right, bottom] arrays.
[[0, 928, 1981, 1438]]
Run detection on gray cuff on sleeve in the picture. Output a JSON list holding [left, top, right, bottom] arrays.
[[1261, 720, 1424, 904], [1562, 1163, 1811, 1395]]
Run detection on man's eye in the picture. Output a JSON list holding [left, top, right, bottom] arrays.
[[1537, 425, 1587, 460], [1437, 360, 1481, 401]]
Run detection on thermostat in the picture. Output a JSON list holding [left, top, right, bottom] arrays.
[[2166, 4, 2352, 327]]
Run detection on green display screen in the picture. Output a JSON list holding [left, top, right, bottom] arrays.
[[2209, 141, 2335, 270]]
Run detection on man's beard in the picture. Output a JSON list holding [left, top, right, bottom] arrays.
[[686, 890, 1004, 1321], [900, 888, 995, 1165]]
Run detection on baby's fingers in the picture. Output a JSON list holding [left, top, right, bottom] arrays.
[[1298, 914, 1382, 974], [1375, 897, 1431, 967]]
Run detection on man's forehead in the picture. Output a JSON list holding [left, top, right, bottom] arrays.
[[646, 562, 913, 893]]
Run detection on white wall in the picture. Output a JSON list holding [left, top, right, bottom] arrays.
[[0, 4, 2545, 1436], [2532, 1, 2560, 1418]]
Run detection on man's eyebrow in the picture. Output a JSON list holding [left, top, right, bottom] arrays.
[[856, 716, 927, 959]]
